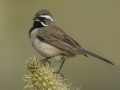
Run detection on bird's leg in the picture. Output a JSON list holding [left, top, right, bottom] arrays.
[[54, 59, 65, 79], [57, 59, 65, 74], [40, 54, 65, 66], [53, 54, 66, 79], [40, 54, 66, 78], [40, 57, 52, 66]]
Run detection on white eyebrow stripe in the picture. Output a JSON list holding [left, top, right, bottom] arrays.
[[40, 22, 48, 26], [40, 15, 53, 21]]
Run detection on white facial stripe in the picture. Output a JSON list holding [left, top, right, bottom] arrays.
[[40, 15, 53, 21], [40, 22, 48, 26]]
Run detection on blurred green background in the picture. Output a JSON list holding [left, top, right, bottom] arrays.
[[0, 0, 120, 90]]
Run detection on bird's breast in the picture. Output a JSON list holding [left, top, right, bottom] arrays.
[[31, 37, 65, 57]]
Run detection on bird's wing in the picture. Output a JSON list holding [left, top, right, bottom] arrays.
[[37, 26, 84, 54]]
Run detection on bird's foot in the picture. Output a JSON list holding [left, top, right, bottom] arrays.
[[53, 70, 64, 79], [40, 58, 51, 67]]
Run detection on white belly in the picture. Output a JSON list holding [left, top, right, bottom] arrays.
[[31, 38, 68, 62], [32, 38, 63, 57]]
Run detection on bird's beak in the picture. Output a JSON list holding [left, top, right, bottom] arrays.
[[33, 17, 40, 22]]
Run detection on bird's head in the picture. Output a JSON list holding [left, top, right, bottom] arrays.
[[33, 9, 55, 28]]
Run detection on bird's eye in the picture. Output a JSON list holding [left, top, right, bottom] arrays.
[[42, 17, 46, 21]]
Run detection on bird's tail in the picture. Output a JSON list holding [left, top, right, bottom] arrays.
[[82, 50, 113, 65]]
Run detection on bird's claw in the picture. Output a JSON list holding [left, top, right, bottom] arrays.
[[53, 70, 64, 79], [40, 59, 51, 67]]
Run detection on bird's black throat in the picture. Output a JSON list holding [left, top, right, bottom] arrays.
[[29, 21, 44, 34]]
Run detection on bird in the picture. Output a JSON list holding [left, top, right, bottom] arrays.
[[28, 9, 113, 74]]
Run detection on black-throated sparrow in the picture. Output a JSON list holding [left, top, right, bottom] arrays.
[[29, 9, 113, 73]]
